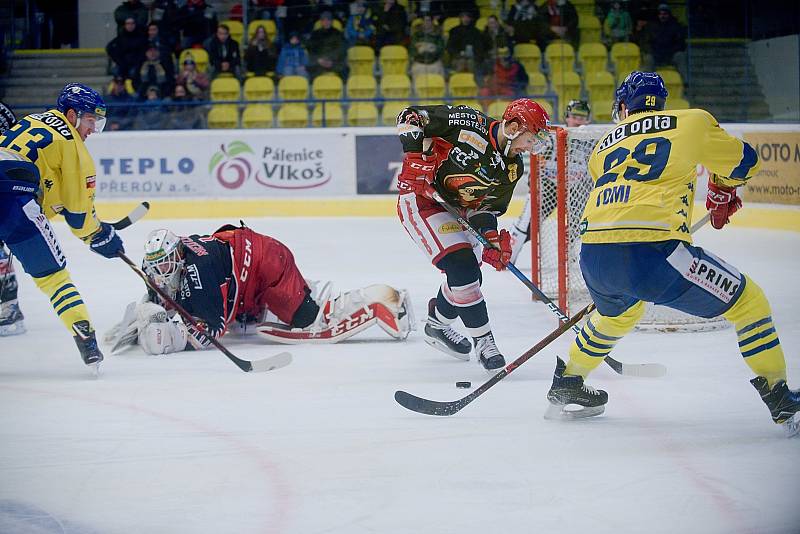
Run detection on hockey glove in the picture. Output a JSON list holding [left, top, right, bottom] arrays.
[[397, 151, 437, 199], [706, 178, 742, 229], [88, 222, 125, 258], [482, 229, 512, 270]]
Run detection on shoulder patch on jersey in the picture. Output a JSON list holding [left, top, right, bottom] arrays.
[[29, 112, 74, 140], [458, 129, 488, 153], [597, 115, 677, 152]]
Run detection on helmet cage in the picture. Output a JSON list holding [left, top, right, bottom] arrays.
[[142, 230, 184, 298]]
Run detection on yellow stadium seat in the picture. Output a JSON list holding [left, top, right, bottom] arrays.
[[312, 75, 343, 100], [611, 42, 641, 78], [277, 104, 309, 127], [242, 104, 273, 128], [313, 18, 343, 31], [312, 103, 344, 127], [207, 105, 239, 128], [578, 42, 607, 76], [414, 73, 445, 98], [551, 70, 582, 108], [442, 17, 460, 38], [578, 14, 601, 43], [347, 102, 379, 126], [592, 98, 613, 122], [486, 100, 511, 119], [448, 72, 478, 98], [585, 70, 615, 102], [479, 6, 500, 18], [657, 69, 684, 99], [514, 43, 542, 74], [347, 75, 377, 99], [221, 20, 244, 43], [210, 77, 241, 101], [381, 74, 411, 98], [527, 71, 548, 95], [247, 19, 277, 43], [243, 76, 275, 101], [179, 48, 209, 73], [452, 99, 482, 110], [381, 101, 409, 126], [348, 46, 375, 75], [666, 97, 690, 110], [545, 41, 575, 75], [278, 75, 309, 100], [379, 45, 409, 75], [476, 17, 489, 31]]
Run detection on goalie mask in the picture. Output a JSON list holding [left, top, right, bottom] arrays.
[[142, 229, 184, 299]]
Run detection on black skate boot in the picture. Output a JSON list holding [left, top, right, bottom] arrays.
[[473, 332, 506, 373], [545, 357, 608, 420], [72, 321, 104, 373], [751, 376, 800, 437], [0, 300, 26, 336], [424, 299, 472, 361]]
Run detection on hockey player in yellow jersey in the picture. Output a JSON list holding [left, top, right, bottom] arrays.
[[544, 72, 799, 437], [0, 84, 125, 372]]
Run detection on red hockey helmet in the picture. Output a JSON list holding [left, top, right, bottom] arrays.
[[502, 99, 550, 136]]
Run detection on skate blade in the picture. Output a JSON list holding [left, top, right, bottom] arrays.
[[544, 402, 605, 421], [424, 338, 470, 361], [0, 321, 26, 337], [88, 362, 102, 379], [782, 413, 800, 438]]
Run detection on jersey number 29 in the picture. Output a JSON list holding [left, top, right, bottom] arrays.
[[595, 136, 672, 188]]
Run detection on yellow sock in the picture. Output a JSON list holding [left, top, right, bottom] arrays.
[[565, 301, 645, 378], [32, 269, 92, 334], [723, 275, 786, 387]]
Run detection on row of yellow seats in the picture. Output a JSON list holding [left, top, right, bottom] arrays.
[[516, 41, 643, 77]]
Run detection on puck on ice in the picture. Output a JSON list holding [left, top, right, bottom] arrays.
[[455, 381, 472, 389]]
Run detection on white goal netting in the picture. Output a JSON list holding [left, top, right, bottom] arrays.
[[529, 125, 728, 332]]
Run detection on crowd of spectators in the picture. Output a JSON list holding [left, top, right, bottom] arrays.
[[102, 0, 685, 129]]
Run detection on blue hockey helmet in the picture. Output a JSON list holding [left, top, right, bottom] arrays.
[[56, 83, 107, 133], [611, 71, 668, 123]]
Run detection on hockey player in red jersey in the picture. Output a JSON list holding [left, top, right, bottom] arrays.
[[106, 224, 414, 354], [396, 100, 550, 372]]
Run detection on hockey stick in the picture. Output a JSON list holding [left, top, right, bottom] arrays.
[[111, 201, 150, 231], [117, 252, 292, 373], [396, 301, 596, 416], [432, 193, 666, 378]]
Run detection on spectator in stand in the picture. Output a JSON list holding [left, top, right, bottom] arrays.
[[644, 4, 687, 72], [104, 74, 136, 130], [205, 24, 242, 78], [603, 1, 633, 45], [249, 0, 285, 21], [375, 0, 408, 47], [411, 1, 446, 22], [163, 84, 204, 129], [245, 25, 279, 76], [483, 15, 513, 64], [134, 86, 165, 130], [539, 0, 579, 48], [479, 46, 529, 100], [177, 0, 218, 50], [146, 23, 175, 75], [106, 17, 147, 79], [282, 0, 318, 39], [175, 57, 210, 99], [410, 14, 445, 79], [447, 11, 487, 74], [136, 45, 174, 98], [307, 11, 347, 78], [506, 0, 539, 45], [344, 1, 377, 47], [151, 0, 181, 52], [114, 0, 148, 36], [276, 32, 310, 78]]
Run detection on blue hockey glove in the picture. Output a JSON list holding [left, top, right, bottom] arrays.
[[89, 222, 124, 259]]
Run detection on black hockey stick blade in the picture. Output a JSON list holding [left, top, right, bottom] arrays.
[[112, 201, 150, 230]]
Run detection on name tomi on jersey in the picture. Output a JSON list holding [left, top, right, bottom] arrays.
[[597, 115, 677, 152]]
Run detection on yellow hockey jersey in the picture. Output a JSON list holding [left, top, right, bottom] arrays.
[[0, 109, 100, 240], [580, 108, 760, 244]]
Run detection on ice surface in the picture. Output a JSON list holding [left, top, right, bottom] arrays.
[[1, 216, 798, 534]]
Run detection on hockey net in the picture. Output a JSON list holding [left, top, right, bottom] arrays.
[[529, 125, 728, 332]]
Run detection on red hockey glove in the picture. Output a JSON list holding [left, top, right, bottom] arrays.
[[706, 179, 742, 229], [397, 151, 437, 199], [482, 229, 512, 270]]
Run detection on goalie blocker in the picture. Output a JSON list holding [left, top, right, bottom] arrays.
[[105, 224, 413, 355]]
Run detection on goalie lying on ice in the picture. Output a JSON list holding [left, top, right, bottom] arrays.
[[105, 223, 414, 355]]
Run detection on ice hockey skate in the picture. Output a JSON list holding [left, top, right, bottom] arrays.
[[423, 299, 472, 361], [473, 332, 506, 372], [751, 376, 800, 438], [545, 357, 608, 420], [72, 320, 104, 376], [0, 300, 25, 336]]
